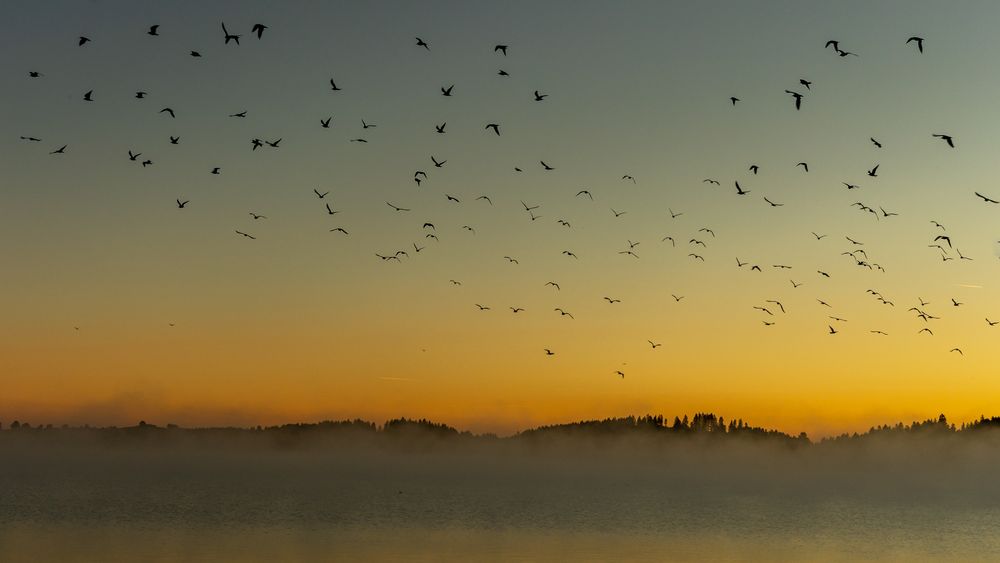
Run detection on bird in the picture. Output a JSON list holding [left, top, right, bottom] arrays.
[[669, 208, 683, 218], [135, 91, 147, 99], [604, 297, 621, 304], [906, 36, 925, 53], [934, 235, 952, 248], [19, 136, 41, 142], [415, 37, 429, 50], [796, 162, 809, 172], [533, 90, 548, 101], [730, 97, 739, 106], [495, 44, 508, 55], [987, 318, 999, 327], [880, 207, 899, 217], [975, 192, 999, 204], [918, 328, 933, 335], [843, 182, 860, 190], [83, 90, 93, 101], [703, 179, 720, 185], [386, 202, 410, 212], [320, 117, 332, 128], [791, 280, 802, 288], [230, 111, 247, 118], [554, 308, 574, 319], [78, 36, 91, 46], [445, 194, 460, 203], [485, 123, 501, 135], [932, 134, 955, 148], [561, 250, 578, 259], [504, 256, 519, 264], [812, 232, 827, 240], [147, 25, 160, 36], [475, 304, 490, 311], [510, 307, 524, 313], [497, 69, 509, 77], [249, 212, 267, 220], [49, 145, 67, 154], [622, 175, 636, 184], [128, 150, 141, 161], [648, 341, 661, 349], [870, 137, 882, 148], [544, 349, 555, 356], [749, 165, 759, 174], [330, 79, 342, 91], [441, 85, 454, 96], [28, 71, 43, 78], [235, 230, 255, 240], [325, 203, 339, 215], [190, 51, 202, 57], [951, 298, 963, 307], [314, 189, 329, 199], [362, 120, 375, 129], [545, 282, 560, 290], [476, 195, 493, 205], [867, 164, 879, 177], [435, 123, 446, 133], [785, 90, 803, 110], [689, 254, 705, 261], [576, 190, 593, 200], [141, 160, 152, 167], [431, 156, 446, 167], [159, 107, 175, 118], [266, 139, 281, 148], [735, 181, 750, 195], [615, 371, 625, 379], [766, 300, 785, 313], [950, 348, 963, 355], [799, 79, 812, 90], [671, 294, 684, 302], [251, 24, 268, 39], [221, 22, 241, 45], [763, 196, 783, 207], [176, 199, 189, 208], [330, 228, 349, 235], [540, 161, 554, 171], [611, 208, 626, 218], [828, 326, 838, 335]]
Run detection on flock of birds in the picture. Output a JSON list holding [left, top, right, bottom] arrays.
[[18, 22, 1000, 377]]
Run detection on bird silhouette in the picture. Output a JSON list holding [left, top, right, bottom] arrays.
[[932, 133, 955, 148], [540, 161, 554, 171], [251, 24, 268, 39], [221, 22, 241, 44], [79, 36, 91, 46], [83, 90, 93, 101], [235, 230, 255, 240], [867, 164, 879, 177], [435, 123, 446, 133], [785, 90, 803, 110], [330, 79, 342, 91], [533, 90, 548, 101], [485, 123, 501, 135], [975, 192, 998, 204], [495, 44, 508, 55], [735, 181, 750, 195], [441, 85, 454, 96], [415, 37, 429, 50], [870, 137, 883, 148], [176, 199, 189, 208], [314, 189, 329, 199], [321, 117, 332, 128], [906, 36, 925, 53]]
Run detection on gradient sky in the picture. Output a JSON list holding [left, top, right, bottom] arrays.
[[2, 0, 999, 437]]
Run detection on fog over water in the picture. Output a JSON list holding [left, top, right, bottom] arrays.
[[2, 424, 1000, 561]]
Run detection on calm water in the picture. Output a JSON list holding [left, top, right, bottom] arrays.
[[2, 444, 999, 561]]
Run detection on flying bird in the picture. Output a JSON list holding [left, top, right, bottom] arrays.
[[441, 84, 454, 96], [415, 37, 429, 50], [251, 24, 268, 39], [221, 22, 241, 44], [176, 199, 189, 208], [147, 25, 160, 36], [533, 90, 548, 101], [785, 90, 803, 110], [932, 134, 955, 148], [974, 192, 998, 204], [485, 123, 500, 135], [495, 44, 508, 55], [906, 36, 925, 53]]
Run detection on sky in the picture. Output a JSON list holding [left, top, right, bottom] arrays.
[[1, 0, 999, 437]]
